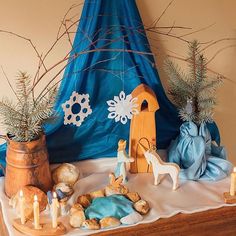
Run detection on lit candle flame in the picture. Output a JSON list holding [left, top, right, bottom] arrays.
[[234, 167, 236, 172], [34, 195, 38, 201], [53, 192, 57, 198], [19, 190, 23, 198]]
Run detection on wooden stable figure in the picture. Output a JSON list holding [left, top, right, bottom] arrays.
[[129, 84, 159, 173]]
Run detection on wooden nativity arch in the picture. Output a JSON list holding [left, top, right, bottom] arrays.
[[129, 83, 159, 173]]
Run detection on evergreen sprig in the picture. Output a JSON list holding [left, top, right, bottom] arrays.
[[164, 40, 222, 125], [0, 72, 58, 142]]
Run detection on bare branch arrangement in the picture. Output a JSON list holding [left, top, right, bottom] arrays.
[[0, 0, 235, 141], [143, 0, 236, 81]]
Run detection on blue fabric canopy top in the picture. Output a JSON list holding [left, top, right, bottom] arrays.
[[0, 0, 221, 172]]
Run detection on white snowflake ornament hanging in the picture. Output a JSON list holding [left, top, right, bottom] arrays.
[[62, 91, 92, 127], [107, 91, 139, 124]]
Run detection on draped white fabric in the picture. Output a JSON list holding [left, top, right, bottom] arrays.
[[0, 157, 235, 236]]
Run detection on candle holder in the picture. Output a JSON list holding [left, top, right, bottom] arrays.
[[13, 218, 66, 236], [223, 192, 236, 204]]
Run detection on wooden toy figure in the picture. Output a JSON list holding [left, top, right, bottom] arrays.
[[129, 84, 159, 173], [139, 141, 180, 190], [115, 140, 134, 183], [105, 173, 129, 196]]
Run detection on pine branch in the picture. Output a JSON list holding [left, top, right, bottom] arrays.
[[16, 72, 31, 102], [196, 54, 207, 83], [164, 59, 193, 107], [0, 72, 58, 142], [0, 98, 22, 118], [200, 78, 222, 91], [179, 108, 195, 122], [188, 40, 199, 83], [165, 40, 223, 125], [165, 59, 193, 91]]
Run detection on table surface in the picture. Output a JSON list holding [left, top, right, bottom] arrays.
[[1, 205, 236, 236]]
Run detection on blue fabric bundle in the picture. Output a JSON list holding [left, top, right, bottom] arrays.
[[168, 122, 232, 181], [0, 0, 221, 175]]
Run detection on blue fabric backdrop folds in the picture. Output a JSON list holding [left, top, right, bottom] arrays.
[[0, 0, 220, 172]]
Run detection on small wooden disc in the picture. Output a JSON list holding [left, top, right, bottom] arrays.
[[223, 192, 236, 204], [13, 218, 67, 236]]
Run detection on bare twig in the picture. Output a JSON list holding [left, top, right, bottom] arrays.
[[76, 25, 98, 50], [31, 25, 156, 93], [180, 23, 216, 37], [206, 44, 236, 65], [167, 21, 176, 35], [0, 30, 47, 71], [38, 17, 80, 75], [148, 26, 191, 30], [0, 66, 21, 102], [32, 47, 154, 94], [36, 53, 123, 103], [56, 3, 83, 39], [33, 53, 43, 85], [200, 38, 236, 52], [149, 0, 175, 28], [81, 52, 121, 72], [147, 28, 190, 43], [166, 54, 236, 83], [63, 21, 73, 47]]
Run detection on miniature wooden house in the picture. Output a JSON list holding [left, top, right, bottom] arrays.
[[129, 84, 159, 173]]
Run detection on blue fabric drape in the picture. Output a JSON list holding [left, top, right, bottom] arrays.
[[0, 0, 220, 174], [168, 122, 232, 181]]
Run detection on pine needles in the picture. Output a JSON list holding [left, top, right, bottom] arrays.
[[164, 40, 222, 125], [0, 72, 58, 142]]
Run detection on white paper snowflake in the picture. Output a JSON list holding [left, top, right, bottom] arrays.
[[107, 91, 139, 124], [62, 91, 92, 127]]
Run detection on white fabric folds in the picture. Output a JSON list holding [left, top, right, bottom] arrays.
[[0, 157, 235, 236]]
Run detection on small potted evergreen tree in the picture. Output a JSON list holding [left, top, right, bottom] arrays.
[[0, 72, 57, 197], [165, 40, 232, 181], [165, 40, 222, 125]]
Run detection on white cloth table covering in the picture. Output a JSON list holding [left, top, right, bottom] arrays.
[[0, 157, 235, 236]]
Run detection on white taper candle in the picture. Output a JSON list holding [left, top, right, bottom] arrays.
[[52, 192, 59, 228], [230, 167, 236, 196], [19, 190, 26, 224], [33, 195, 41, 229]]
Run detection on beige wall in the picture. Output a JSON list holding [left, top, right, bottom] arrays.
[[0, 0, 235, 164]]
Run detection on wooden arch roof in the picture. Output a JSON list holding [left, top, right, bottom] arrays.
[[131, 84, 159, 112]]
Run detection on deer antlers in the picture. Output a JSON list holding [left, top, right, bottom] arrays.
[[109, 173, 123, 188]]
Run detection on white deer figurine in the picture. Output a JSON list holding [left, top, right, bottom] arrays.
[[115, 139, 134, 183], [139, 142, 180, 190]]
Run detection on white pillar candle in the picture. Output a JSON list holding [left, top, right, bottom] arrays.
[[52, 192, 59, 228], [19, 190, 26, 224], [33, 195, 41, 229], [230, 167, 236, 196]]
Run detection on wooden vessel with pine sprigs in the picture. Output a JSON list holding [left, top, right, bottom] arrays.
[[2, 134, 52, 197], [0, 72, 57, 197]]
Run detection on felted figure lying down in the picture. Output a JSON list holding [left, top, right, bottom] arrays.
[[69, 174, 150, 230], [85, 195, 134, 220]]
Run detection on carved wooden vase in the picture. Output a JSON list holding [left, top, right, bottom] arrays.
[[4, 135, 53, 198]]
